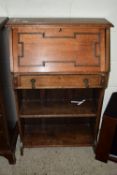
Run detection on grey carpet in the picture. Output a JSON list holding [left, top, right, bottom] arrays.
[[0, 146, 117, 175]]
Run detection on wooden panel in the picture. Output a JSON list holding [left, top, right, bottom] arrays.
[[14, 74, 105, 89], [0, 90, 3, 113], [0, 134, 6, 147], [12, 27, 106, 73], [0, 103, 3, 115], [0, 116, 4, 132]]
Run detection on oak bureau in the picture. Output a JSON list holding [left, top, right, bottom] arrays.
[[5, 18, 113, 154]]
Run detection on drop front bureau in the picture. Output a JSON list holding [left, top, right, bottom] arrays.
[[5, 18, 113, 154]]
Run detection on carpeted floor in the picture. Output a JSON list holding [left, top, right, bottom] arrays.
[[0, 146, 117, 175]]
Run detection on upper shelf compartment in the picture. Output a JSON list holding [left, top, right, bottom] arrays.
[[6, 18, 113, 74]]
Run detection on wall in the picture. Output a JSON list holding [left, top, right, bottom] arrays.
[[0, 0, 117, 113]]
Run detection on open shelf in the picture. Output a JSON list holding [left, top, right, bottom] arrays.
[[20, 100, 96, 118], [17, 88, 98, 147], [18, 89, 98, 118], [21, 118, 95, 147]]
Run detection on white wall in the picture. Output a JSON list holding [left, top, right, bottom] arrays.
[[0, 0, 117, 113]]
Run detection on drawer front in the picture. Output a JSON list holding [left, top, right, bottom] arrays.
[[11, 26, 106, 73], [14, 74, 105, 89]]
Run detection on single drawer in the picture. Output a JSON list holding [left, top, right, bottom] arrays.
[[14, 74, 106, 89], [11, 26, 106, 73]]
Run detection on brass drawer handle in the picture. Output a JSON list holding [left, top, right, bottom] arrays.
[[83, 78, 89, 88], [30, 79, 36, 89]]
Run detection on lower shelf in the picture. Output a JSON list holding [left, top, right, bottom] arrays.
[[21, 118, 95, 147]]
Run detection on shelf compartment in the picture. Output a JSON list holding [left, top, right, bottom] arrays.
[[20, 100, 96, 118], [19, 89, 97, 118], [21, 118, 95, 147]]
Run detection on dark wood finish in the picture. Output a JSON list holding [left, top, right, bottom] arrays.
[[6, 18, 113, 152], [96, 93, 117, 162], [19, 89, 97, 118], [0, 17, 18, 164], [0, 17, 8, 28], [95, 115, 117, 163], [0, 86, 18, 164], [21, 118, 95, 147], [94, 89, 105, 142], [20, 100, 96, 118]]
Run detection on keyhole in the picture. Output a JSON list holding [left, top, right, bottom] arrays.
[[59, 28, 62, 32]]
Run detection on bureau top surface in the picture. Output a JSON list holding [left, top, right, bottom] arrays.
[[6, 18, 113, 27]]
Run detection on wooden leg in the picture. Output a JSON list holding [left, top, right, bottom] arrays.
[[7, 153, 16, 164], [0, 152, 16, 164], [20, 142, 24, 156]]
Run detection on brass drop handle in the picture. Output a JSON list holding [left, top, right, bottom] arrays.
[[30, 78, 36, 89], [83, 78, 89, 88]]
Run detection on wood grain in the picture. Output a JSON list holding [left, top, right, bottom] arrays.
[[14, 74, 104, 89]]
